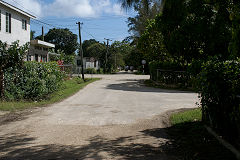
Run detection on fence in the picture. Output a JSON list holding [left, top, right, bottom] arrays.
[[59, 64, 73, 77], [151, 69, 190, 86]]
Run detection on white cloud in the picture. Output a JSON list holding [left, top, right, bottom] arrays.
[[111, 4, 124, 16], [4, 0, 42, 17], [4, 0, 125, 18], [43, 0, 96, 18]]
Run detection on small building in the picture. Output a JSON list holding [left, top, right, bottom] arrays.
[[0, 0, 36, 46], [75, 56, 100, 72], [27, 39, 55, 62]]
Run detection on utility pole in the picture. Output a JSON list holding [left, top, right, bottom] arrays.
[[104, 38, 112, 73], [77, 22, 84, 80], [42, 26, 44, 41]]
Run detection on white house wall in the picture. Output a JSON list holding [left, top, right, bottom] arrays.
[[0, 4, 30, 46]]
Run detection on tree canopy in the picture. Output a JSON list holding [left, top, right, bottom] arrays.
[[39, 28, 78, 55]]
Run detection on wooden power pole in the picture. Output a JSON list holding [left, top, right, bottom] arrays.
[[42, 26, 44, 41], [77, 22, 85, 80], [104, 38, 112, 73]]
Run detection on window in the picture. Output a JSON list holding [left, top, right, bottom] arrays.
[[6, 12, 11, 33], [22, 19, 27, 30]]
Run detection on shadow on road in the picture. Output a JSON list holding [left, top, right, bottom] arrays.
[[1, 122, 236, 159], [106, 81, 192, 93], [0, 130, 175, 160]]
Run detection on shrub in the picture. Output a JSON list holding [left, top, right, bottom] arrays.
[[74, 77, 84, 84], [97, 68, 104, 74], [4, 61, 64, 101], [85, 68, 97, 74], [197, 59, 240, 145]]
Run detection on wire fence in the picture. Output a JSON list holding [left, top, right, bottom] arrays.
[[153, 69, 190, 86]]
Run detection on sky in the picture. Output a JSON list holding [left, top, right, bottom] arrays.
[[4, 0, 136, 43]]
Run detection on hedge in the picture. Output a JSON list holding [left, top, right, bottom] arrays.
[[4, 61, 64, 101], [197, 59, 240, 145]]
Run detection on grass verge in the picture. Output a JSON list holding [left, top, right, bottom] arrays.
[[0, 78, 100, 111], [166, 108, 236, 159]]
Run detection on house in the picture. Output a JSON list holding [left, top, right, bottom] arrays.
[[27, 39, 55, 62], [0, 0, 36, 46], [0, 0, 56, 62], [75, 56, 100, 73]]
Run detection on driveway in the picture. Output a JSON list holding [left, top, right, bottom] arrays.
[[0, 73, 198, 159]]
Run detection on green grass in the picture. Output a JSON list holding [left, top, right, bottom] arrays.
[[170, 108, 202, 125], [166, 108, 236, 160], [0, 78, 100, 111]]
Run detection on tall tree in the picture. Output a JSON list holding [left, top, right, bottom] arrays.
[[41, 28, 78, 55], [82, 39, 98, 57]]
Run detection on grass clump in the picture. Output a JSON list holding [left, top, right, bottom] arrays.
[[170, 108, 202, 125]]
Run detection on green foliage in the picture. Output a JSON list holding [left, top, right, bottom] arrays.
[[197, 59, 240, 143], [0, 41, 28, 70], [97, 68, 104, 74], [82, 39, 98, 57], [74, 77, 84, 84], [170, 108, 202, 125], [0, 41, 29, 98], [49, 49, 75, 65], [0, 78, 100, 111], [138, 19, 169, 62], [84, 68, 97, 74], [138, 0, 232, 67], [4, 61, 64, 101], [229, 1, 240, 58], [86, 42, 106, 60], [41, 28, 78, 55]]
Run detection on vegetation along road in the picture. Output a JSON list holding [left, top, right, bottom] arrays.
[[0, 73, 198, 159]]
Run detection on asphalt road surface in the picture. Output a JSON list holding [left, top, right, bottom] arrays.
[[0, 73, 198, 160]]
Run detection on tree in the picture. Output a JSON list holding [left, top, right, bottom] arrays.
[[229, 0, 240, 58], [42, 28, 78, 55], [30, 30, 35, 40], [82, 39, 98, 57], [155, 0, 231, 64], [110, 41, 133, 69], [86, 42, 106, 60]]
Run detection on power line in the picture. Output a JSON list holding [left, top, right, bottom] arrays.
[[9, 0, 40, 18]]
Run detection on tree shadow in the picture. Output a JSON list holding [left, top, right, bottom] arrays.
[[0, 131, 176, 160], [106, 81, 193, 93], [1, 121, 236, 159]]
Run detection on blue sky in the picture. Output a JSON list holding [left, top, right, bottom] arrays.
[[4, 0, 136, 43]]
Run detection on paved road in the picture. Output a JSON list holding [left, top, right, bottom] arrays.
[[0, 73, 198, 159]]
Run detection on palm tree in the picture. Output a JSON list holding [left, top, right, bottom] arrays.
[[119, 0, 150, 12]]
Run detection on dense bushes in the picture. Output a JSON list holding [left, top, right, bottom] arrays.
[[197, 59, 240, 145], [4, 61, 63, 101]]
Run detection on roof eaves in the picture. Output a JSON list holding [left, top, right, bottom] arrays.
[[0, 0, 36, 19]]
